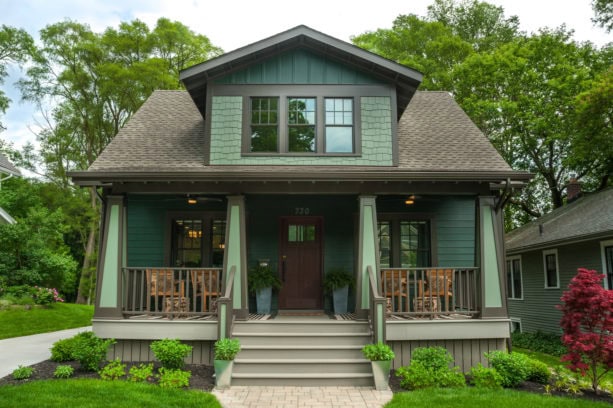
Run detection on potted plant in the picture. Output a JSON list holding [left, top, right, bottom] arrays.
[[213, 338, 241, 389], [248, 264, 282, 314], [323, 267, 354, 314], [362, 342, 395, 390]]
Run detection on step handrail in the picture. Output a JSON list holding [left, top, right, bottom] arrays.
[[367, 265, 386, 344], [217, 265, 236, 339]]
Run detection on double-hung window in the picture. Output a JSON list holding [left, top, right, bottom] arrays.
[[378, 218, 431, 268], [506, 256, 522, 299], [288, 97, 316, 152], [542, 249, 559, 289], [325, 98, 353, 153], [250, 97, 279, 152]]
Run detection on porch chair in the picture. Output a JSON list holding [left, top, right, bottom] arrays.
[[417, 269, 454, 313], [381, 269, 408, 313], [146, 269, 186, 313], [190, 269, 220, 312]]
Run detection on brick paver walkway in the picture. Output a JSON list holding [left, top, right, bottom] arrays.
[[212, 386, 393, 408]]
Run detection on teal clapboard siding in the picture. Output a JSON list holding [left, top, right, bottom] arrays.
[[508, 240, 604, 334], [209, 96, 393, 166], [245, 195, 356, 313], [215, 49, 382, 85], [125, 195, 225, 267], [377, 196, 476, 267]]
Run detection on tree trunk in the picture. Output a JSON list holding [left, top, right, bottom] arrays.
[[76, 188, 98, 304]]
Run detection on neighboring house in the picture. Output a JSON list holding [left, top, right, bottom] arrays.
[[505, 186, 613, 334], [0, 152, 21, 224], [69, 26, 530, 386]]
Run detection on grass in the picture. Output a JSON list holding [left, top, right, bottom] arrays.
[[0, 379, 221, 408], [385, 388, 611, 407], [0, 303, 93, 339]]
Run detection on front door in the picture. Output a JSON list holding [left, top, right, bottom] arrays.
[[278, 217, 323, 309]]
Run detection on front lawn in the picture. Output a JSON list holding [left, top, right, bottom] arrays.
[[0, 303, 93, 339], [385, 388, 611, 408], [0, 379, 220, 408]]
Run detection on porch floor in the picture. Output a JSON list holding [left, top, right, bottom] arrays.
[[124, 312, 474, 321]]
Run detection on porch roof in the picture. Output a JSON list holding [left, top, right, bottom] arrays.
[[70, 90, 530, 186]]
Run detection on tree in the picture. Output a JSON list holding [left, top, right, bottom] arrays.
[[0, 25, 34, 130], [19, 18, 222, 304], [452, 28, 610, 225], [558, 268, 613, 393], [592, 0, 613, 32]]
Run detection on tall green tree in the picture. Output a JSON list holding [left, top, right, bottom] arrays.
[[0, 25, 34, 131], [19, 18, 222, 304], [592, 0, 613, 32]]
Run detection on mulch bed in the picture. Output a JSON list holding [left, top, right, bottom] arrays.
[[2, 362, 612, 405], [0, 360, 215, 391], [389, 369, 613, 404]]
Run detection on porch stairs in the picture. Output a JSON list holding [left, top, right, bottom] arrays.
[[231, 318, 374, 386]]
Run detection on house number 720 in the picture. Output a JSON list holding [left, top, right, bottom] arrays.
[[294, 207, 310, 215]]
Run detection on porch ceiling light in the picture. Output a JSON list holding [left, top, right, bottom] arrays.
[[405, 195, 416, 205], [187, 195, 197, 205]]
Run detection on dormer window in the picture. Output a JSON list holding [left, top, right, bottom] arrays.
[[288, 97, 316, 153], [250, 97, 279, 152], [325, 98, 353, 153]]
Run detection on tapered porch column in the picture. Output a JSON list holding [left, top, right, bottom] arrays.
[[478, 196, 508, 318], [356, 195, 380, 319], [95, 195, 125, 319], [223, 195, 248, 320]]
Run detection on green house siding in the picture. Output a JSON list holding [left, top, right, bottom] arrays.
[[209, 96, 392, 166], [377, 196, 476, 267], [508, 240, 603, 334], [215, 49, 381, 85]]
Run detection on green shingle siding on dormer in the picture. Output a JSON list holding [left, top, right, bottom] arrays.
[[208, 95, 393, 165], [214, 49, 382, 85]]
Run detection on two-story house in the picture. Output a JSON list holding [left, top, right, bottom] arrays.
[[70, 26, 531, 386]]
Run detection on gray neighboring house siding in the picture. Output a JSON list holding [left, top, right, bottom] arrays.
[[505, 188, 613, 334]]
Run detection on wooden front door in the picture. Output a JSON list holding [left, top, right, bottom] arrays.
[[278, 217, 323, 309]]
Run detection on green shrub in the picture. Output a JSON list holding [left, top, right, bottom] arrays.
[[526, 358, 551, 384], [396, 347, 465, 390], [51, 331, 97, 362], [99, 358, 126, 380], [150, 339, 192, 369], [485, 351, 530, 388], [511, 331, 566, 356], [72, 332, 115, 371], [53, 365, 74, 379], [362, 342, 395, 361], [157, 367, 191, 388], [33, 287, 64, 305], [4, 285, 36, 299], [12, 365, 34, 380], [128, 363, 154, 383], [214, 338, 241, 361], [468, 364, 503, 389]]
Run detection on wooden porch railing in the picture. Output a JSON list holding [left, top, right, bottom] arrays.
[[380, 267, 480, 318], [122, 267, 222, 319], [367, 265, 387, 344]]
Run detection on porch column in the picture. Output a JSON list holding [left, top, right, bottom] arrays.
[[356, 195, 380, 318], [95, 195, 125, 319], [477, 196, 508, 318], [223, 195, 248, 320]]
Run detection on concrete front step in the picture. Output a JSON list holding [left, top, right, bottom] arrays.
[[231, 372, 374, 387], [233, 359, 372, 374]]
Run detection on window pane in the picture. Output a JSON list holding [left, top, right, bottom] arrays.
[[606, 246, 613, 290], [211, 220, 226, 267], [378, 221, 391, 268], [545, 254, 557, 287], [289, 126, 315, 152], [251, 126, 278, 152], [506, 261, 512, 298], [325, 127, 353, 153], [288, 225, 298, 242], [305, 225, 316, 241]]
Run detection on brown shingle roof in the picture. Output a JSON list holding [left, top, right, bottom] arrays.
[[86, 90, 524, 181]]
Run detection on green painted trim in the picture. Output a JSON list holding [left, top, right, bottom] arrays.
[[482, 206, 502, 308], [376, 303, 384, 341], [361, 205, 377, 308], [100, 205, 119, 308], [227, 205, 242, 309], [219, 303, 227, 339]]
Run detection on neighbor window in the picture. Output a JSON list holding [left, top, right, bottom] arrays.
[[250, 97, 278, 152], [543, 249, 559, 289], [506, 256, 522, 299], [287, 97, 316, 152], [601, 240, 613, 290], [325, 98, 354, 153]]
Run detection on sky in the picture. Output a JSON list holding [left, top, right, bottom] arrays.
[[1, 0, 611, 154]]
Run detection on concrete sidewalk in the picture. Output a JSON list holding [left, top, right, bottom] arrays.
[[0, 326, 92, 378]]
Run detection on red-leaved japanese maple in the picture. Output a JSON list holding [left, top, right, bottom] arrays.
[[558, 268, 613, 393]]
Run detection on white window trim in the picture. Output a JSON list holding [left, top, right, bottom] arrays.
[[506, 255, 523, 300], [542, 249, 560, 289], [600, 239, 613, 290], [510, 317, 522, 333]]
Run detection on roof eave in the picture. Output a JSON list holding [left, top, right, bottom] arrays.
[[506, 231, 613, 254]]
